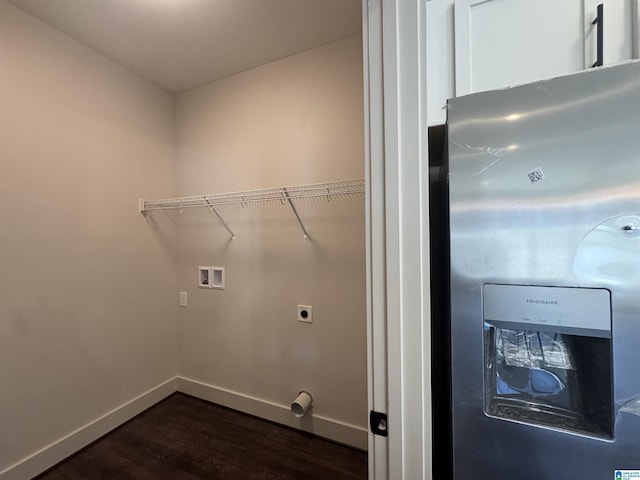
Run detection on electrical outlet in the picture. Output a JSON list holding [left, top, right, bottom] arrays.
[[297, 305, 312, 323], [179, 292, 188, 307]]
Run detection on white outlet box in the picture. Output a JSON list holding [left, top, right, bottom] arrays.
[[179, 292, 188, 307], [198, 266, 210, 288], [211, 266, 225, 289], [297, 305, 313, 323], [198, 266, 225, 289]]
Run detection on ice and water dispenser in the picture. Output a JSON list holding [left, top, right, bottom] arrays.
[[483, 284, 613, 438]]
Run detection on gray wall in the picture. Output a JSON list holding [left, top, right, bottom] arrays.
[[0, 3, 366, 470], [0, 1, 177, 471], [175, 34, 367, 436]]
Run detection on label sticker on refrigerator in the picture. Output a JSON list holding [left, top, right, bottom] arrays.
[[615, 471, 640, 479], [527, 167, 545, 184]]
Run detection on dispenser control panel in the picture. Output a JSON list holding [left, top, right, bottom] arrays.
[[483, 284, 611, 337]]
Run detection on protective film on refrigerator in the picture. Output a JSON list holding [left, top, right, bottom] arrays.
[[483, 284, 614, 439]]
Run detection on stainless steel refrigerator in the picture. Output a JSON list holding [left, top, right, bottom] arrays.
[[446, 60, 640, 478]]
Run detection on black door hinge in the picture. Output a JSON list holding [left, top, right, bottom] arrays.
[[369, 410, 388, 437]]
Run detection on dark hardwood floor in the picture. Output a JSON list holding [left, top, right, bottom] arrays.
[[35, 392, 368, 480]]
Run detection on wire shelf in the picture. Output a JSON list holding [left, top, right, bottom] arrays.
[[140, 179, 364, 211], [139, 178, 365, 240]]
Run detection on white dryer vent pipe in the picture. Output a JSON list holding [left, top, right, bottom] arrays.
[[291, 391, 313, 418]]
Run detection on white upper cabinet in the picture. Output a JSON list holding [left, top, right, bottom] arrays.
[[453, 0, 635, 96], [427, 0, 456, 125]]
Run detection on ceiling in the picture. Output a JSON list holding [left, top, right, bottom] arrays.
[[7, 0, 363, 93]]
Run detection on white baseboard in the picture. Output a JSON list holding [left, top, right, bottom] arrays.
[[176, 376, 368, 451], [1, 376, 367, 480], [0, 377, 177, 480]]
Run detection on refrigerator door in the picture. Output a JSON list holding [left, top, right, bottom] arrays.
[[447, 61, 640, 479]]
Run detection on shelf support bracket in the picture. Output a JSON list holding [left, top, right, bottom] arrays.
[[205, 199, 236, 240], [282, 188, 310, 239]]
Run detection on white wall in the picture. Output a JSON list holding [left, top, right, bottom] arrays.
[[175, 34, 367, 446], [0, 4, 367, 474], [0, 1, 177, 474]]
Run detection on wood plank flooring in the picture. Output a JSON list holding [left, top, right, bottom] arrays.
[[35, 392, 368, 480]]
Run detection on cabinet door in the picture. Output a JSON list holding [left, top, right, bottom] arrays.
[[455, 0, 585, 96], [426, 0, 455, 125], [635, 0, 640, 57], [583, 0, 633, 67]]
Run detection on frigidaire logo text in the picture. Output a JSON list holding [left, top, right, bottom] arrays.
[[526, 299, 558, 305]]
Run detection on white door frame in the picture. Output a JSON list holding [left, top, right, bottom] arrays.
[[363, 0, 432, 478]]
